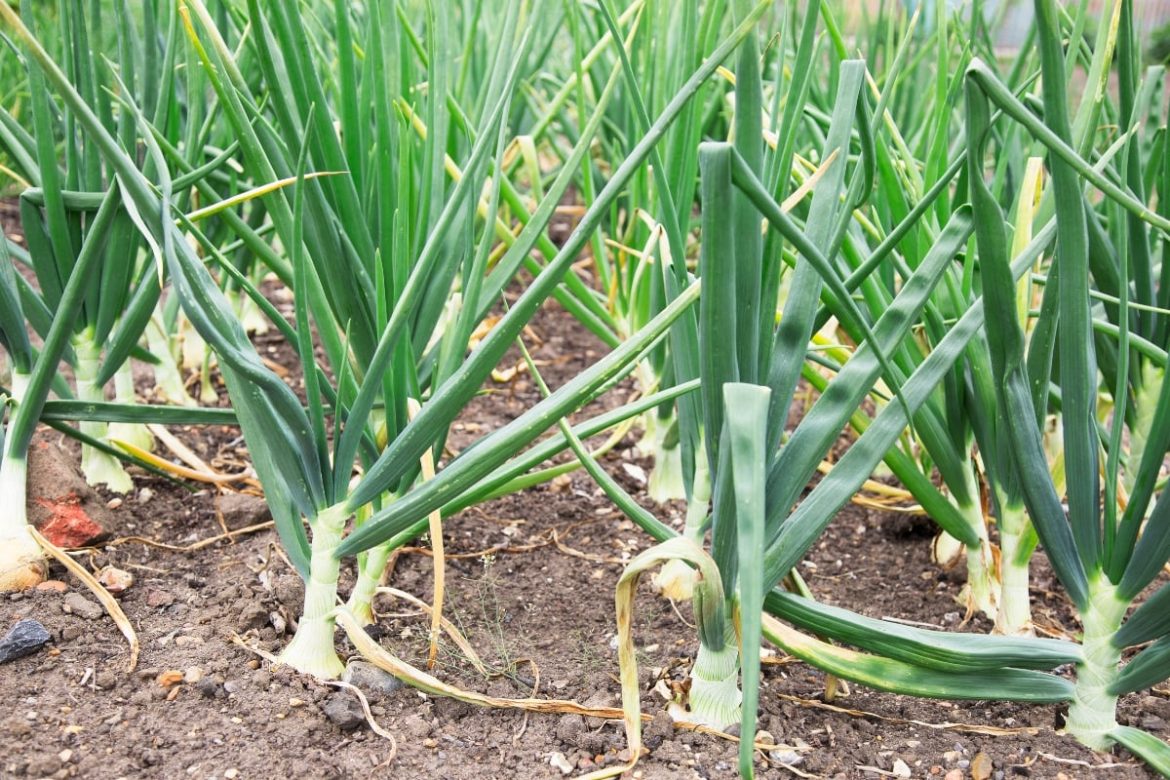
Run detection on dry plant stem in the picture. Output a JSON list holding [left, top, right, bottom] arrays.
[[774, 690, 1043, 736], [326, 680, 398, 749], [30, 526, 138, 670], [107, 520, 274, 552], [111, 438, 249, 484], [336, 607, 629, 718], [409, 397, 447, 671]]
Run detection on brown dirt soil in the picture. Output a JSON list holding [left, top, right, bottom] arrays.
[[2, 210, 1166, 779]]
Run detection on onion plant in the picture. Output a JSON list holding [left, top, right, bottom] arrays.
[[601, 2, 1170, 775], [0, 0, 772, 680], [573, 6, 1065, 770], [0, 3, 176, 492]]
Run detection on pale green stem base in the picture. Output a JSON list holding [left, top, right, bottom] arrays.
[[146, 319, 196, 407], [1065, 578, 1127, 751], [956, 501, 998, 622], [198, 352, 218, 404], [74, 336, 133, 493], [279, 506, 347, 679], [108, 362, 155, 454], [638, 410, 687, 504], [240, 297, 270, 335], [1124, 364, 1162, 507], [687, 638, 742, 730], [0, 452, 46, 590], [346, 545, 393, 626], [180, 315, 207, 371], [995, 505, 1033, 636], [647, 438, 684, 504]]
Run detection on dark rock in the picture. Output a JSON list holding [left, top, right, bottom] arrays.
[[196, 677, 220, 698], [582, 691, 615, 729], [322, 693, 366, 731], [0, 620, 51, 663], [25, 754, 62, 777], [271, 574, 304, 613], [401, 713, 432, 738]]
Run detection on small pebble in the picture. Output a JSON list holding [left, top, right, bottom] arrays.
[[769, 749, 803, 766], [145, 589, 175, 608], [156, 670, 183, 688], [549, 751, 573, 775], [322, 693, 365, 731], [36, 580, 69, 593], [63, 592, 103, 620], [96, 566, 134, 596]]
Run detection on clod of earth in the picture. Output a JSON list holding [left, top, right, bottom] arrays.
[[26, 438, 111, 548]]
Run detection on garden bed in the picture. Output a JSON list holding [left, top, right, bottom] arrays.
[[1, 294, 1162, 780]]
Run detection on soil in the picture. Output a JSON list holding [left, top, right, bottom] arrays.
[[2, 205, 1166, 779]]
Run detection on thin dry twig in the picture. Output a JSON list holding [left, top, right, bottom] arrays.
[[511, 658, 541, 745], [1037, 752, 1134, 769], [774, 693, 1042, 737], [326, 680, 399, 755], [31, 527, 139, 671], [103, 520, 275, 552]]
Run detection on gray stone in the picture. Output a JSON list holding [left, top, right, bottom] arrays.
[[342, 661, 404, 699], [323, 693, 366, 731], [215, 493, 271, 527], [62, 593, 103, 620]]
